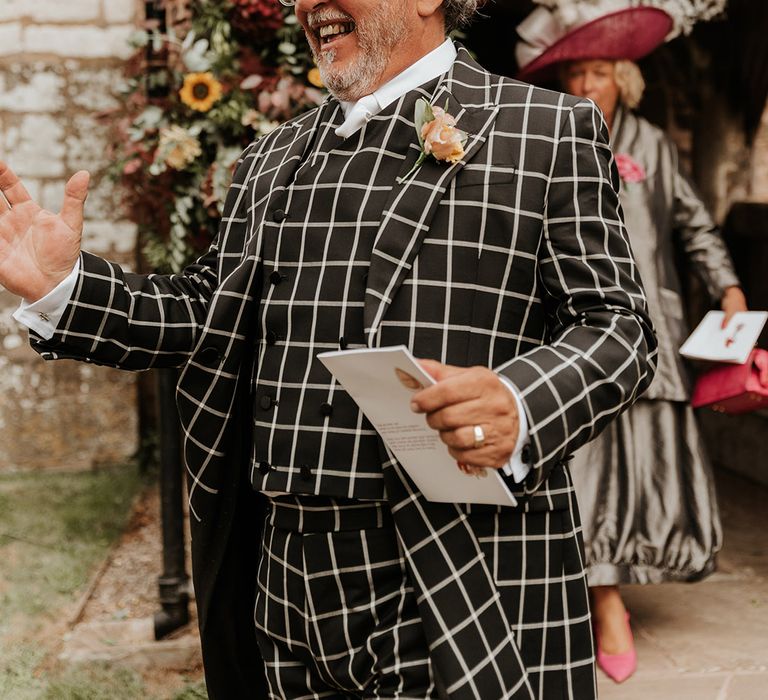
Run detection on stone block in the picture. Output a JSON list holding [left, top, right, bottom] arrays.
[[82, 173, 126, 222], [0, 0, 101, 23], [23, 25, 135, 60], [40, 179, 66, 212], [68, 114, 112, 171], [59, 618, 201, 671], [0, 329, 139, 471], [67, 66, 124, 112], [82, 220, 137, 258], [103, 0, 137, 25], [0, 23, 23, 57], [0, 69, 65, 113], [3, 114, 66, 178]]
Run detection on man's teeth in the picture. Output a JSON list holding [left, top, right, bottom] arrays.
[[318, 22, 354, 42]]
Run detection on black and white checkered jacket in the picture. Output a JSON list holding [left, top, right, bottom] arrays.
[[32, 48, 656, 698]]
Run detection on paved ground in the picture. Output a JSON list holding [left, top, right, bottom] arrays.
[[597, 468, 768, 699]]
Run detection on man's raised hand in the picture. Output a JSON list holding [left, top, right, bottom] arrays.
[[0, 161, 89, 302]]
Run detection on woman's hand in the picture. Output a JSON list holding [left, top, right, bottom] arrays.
[[720, 286, 748, 328]]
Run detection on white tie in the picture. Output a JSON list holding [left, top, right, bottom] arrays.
[[335, 94, 380, 139]]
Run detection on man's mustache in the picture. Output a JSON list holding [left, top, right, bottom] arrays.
[[307, 8, 355, 30]]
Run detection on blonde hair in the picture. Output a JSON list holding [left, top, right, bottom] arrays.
[[613, 60, 646, 110]]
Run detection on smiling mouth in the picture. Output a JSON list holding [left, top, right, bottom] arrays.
[[316, 21, 356, 46]]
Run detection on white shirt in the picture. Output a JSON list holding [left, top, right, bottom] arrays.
[[14, 38, 531, 483], [335, 38, 457, 138]]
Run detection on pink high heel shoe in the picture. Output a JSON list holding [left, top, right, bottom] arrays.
[[594, 612, 637, 683]]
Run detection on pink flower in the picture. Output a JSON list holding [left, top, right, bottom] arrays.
[[421, 106, 466, 164], [615, 153, 646, 183]]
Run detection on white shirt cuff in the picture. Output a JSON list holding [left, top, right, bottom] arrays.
[[497, 376, 531, 484], [12, 260, 80, 340]]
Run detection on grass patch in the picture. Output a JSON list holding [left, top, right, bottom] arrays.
[[0, 465, 208, 699], [0, 465, 144, 636]]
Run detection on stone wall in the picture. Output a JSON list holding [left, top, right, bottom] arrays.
[[0, 0, 140, 470]]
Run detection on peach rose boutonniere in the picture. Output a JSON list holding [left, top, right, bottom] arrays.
[[398, 98, 468, 184]]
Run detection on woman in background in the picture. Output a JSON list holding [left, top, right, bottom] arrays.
[[516, 0, 747, 684]]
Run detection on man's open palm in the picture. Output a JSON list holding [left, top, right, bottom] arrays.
[[0, 161, 89, 302]]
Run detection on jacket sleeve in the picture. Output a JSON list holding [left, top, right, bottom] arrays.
[[497, 98, 658, 494], [669, 141, 741, 302], [30, 143, 259, 371]]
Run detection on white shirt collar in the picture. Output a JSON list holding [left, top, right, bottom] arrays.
[[335, 39, 457, 138]]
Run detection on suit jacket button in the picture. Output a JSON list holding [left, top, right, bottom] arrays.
[[319, 402, 333, 417], [269, 270, 284, 285], [265, 330, 278, 345], [521, 445, 532, 464], [259, 395, 276, 410], [339, 336, 348, 350], [300, 465, 312, 481], [199, 346, 221, 365], [258, 461, 271, 475], [272, 209, 287, 223]]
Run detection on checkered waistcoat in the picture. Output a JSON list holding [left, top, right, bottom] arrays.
[[32, 48, 657, 699], [248, 88, 427, 499]]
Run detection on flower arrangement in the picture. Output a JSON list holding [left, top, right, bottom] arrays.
[[109, 0, 323, 273]]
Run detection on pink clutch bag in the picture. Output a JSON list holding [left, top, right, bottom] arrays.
[[691, 349, 768, 414]]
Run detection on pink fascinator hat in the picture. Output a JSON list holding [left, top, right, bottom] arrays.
[[516, 0, 674, 82]]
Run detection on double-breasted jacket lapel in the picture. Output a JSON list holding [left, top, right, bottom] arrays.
[[364, 52, 499, 344]]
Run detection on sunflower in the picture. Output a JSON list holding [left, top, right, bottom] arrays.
[[180, 72, 223, 112]]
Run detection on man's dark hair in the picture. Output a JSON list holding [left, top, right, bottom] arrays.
[[443, 0, 481, 32]]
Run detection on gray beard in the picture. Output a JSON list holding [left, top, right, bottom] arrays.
[[309, 2, 409, 102]]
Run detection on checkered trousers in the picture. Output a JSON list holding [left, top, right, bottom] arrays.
[[255, 492, 595, 700]]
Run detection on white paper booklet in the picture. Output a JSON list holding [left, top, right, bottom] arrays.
[[318, 345, 517, 507], [679, 311, 768, 364]]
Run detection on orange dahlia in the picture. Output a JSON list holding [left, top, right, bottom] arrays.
[[179, 72, 223, 112]]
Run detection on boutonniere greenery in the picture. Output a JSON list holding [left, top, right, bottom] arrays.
[[397, 97, 468, 184]]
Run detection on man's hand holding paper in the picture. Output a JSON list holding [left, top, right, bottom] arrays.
[[411, 359, 520, 471]]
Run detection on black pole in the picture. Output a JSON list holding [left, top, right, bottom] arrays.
[[154, 367, 190, 639]]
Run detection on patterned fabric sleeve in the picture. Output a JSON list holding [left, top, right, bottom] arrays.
[[29, 143, 258, 370], [498, 98, 658, 494], [669, 140, 741, 302]]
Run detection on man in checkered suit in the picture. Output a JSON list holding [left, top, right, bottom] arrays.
[[1, 0, 657, 697]]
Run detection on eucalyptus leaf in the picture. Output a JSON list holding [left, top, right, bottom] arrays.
[[414, 98, 429, 147]]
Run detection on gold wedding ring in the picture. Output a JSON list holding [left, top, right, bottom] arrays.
[[472, 424, 485, 450]]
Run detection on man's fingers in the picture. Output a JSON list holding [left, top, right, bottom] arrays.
[[0, 161, 32, 207], [424, 397, 496, 431], [412, 365, 491, 413], [59, 170, 90, 233], [417, 358, 466, 382], [441, 423, 496, 450]]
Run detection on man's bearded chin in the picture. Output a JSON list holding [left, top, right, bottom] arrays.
[[306, 5, 408, 102]]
